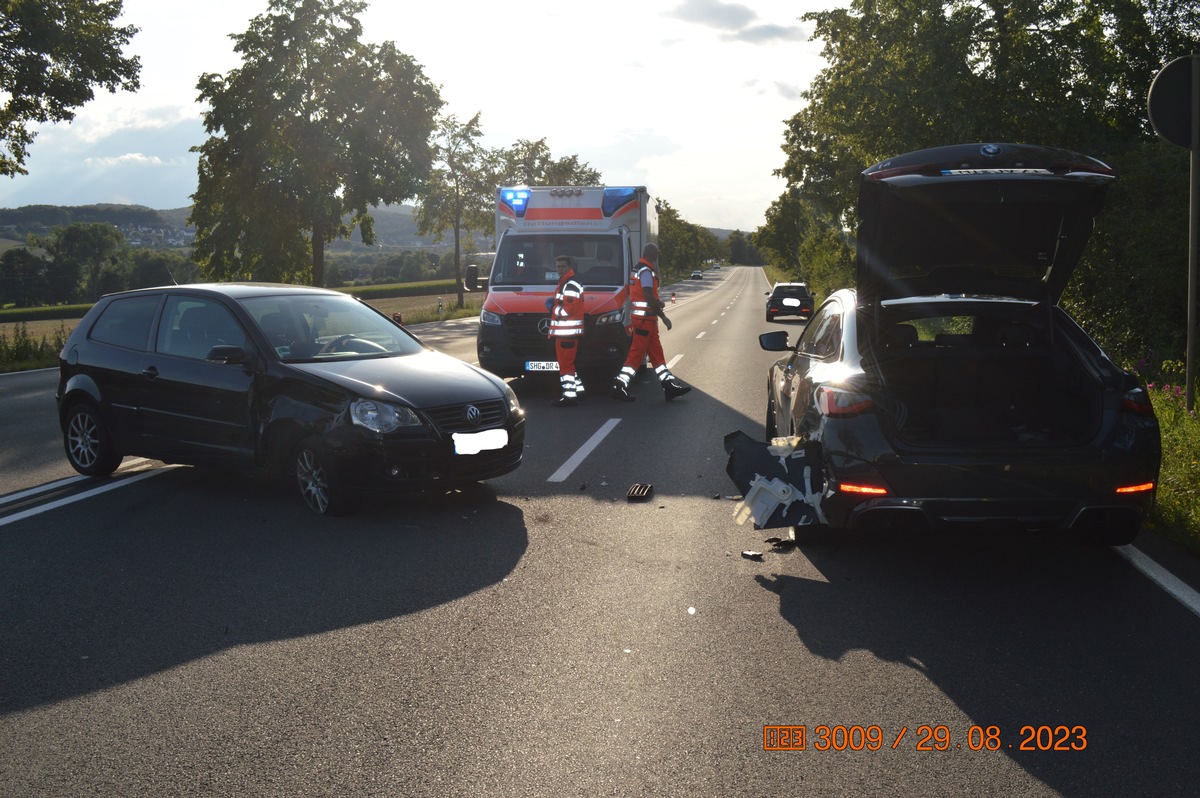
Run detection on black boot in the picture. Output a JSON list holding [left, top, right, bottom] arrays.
[[610, 382, 636, 402], [663, 379, 691, 401], [553, 395, 578, 407]]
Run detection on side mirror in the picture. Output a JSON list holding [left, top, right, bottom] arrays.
[[206, 345, 249, 365], [465, 264, 479, 292], [758, 330, 790, 352]]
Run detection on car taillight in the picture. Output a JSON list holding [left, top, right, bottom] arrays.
[[1120, 386, 1154, 416], [1116, 482, 1155, 494], [838, 482, 888, 495], [816, 386, 874, 417]]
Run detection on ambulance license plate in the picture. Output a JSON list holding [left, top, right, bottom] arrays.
[[525, 361, 559, 372]]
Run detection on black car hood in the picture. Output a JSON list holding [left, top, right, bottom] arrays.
[[856, 143, 1114, 305], [291, 349, 505, 408]]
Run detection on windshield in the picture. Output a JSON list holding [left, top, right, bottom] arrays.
[[239, 293, 426, 362], [490, 233, 625, 287]]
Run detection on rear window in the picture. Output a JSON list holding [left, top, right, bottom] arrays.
[[89, 295, 160, 351], [773, 285, 810, 298]]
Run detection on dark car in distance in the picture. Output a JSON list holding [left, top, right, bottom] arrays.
[[57, 283, 526, 515], [759, 143, 1160, 544], [765, 282, 814, 323]]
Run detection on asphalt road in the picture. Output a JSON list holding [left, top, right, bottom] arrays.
[[3, 267, 1200, 797]]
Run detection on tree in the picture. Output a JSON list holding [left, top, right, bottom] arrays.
[[496, 138, 602, 186], [128, 249, 194, 289], [416, 112, 496, 309], [657, 200, 717, 280], [0, 0, 140, 176], [36, 221, 126, 302], [759, 0, 1200, 329], [190, 0, 442, 287], [0, 247, 47, 306]]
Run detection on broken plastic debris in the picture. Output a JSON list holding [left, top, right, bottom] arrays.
[[732, 475, 795, 527], [627, 483, 654, 501], [767, 435, 804, 472], [741, 550, 764, 561]]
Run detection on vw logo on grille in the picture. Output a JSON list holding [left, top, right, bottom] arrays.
[[537, 318, 552, 335], [463, 405, 482, 427]]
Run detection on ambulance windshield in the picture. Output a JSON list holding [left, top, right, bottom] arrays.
[[490, 234, 625, 287]]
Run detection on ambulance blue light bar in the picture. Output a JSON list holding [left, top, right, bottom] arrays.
[[602, 187, 639, 217], [499, 189, 531, 218]]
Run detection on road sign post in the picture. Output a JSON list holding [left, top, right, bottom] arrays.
[[1148, 54, 1200, 411]]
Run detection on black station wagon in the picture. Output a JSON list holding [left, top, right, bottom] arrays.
[[56, 283, 526, 515], [757, 143, 1160, 544]]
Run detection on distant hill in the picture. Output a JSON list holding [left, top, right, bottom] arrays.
[[0, 202, 737, 250]]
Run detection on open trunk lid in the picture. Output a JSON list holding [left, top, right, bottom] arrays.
[[856, 143, 1114, 306]]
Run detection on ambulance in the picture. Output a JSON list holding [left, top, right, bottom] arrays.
[[472, 186, 656, 381]]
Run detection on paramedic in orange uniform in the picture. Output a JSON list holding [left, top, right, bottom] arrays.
[[611, 242, 691, 402], [549, 255, 586, 406]]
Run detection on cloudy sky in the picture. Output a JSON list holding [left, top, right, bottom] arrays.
[[0, 0, 832, 231]]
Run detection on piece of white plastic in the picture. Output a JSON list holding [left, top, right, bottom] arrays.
[[732, 475, 795, 526]]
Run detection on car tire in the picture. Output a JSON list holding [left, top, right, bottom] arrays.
[[294, 438, 356, 516], [63, 402, 121, 477]]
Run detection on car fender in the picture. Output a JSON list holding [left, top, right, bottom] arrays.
[[58, 372, 103, 418]]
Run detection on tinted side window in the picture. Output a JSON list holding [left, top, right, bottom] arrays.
[[156, 297, 247, 359], [89, 295, 161, 351], [798, 303, 842, 358]]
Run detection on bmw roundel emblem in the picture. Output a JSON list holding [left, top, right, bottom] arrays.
[[980, 143, 1002, 158], [464, 405, 482, 427], [537, 318, 552, 335]]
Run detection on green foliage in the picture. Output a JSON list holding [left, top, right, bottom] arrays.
[[0, 321, 69, 373], [34, 221, 127, 303], [0, 303, 91, 322], [758, 0, 1200, 307], [416, 112, 497, 309], [0, 246, 47, 306], [190, 0, 443, 287], [656, 200, 719, 280], [341, 280, 461, 300], [1146, 383, 1200, 553], [0, 0, 141, 176], [495, 139, 602, 186]]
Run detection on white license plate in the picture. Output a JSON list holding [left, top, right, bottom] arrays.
[[453, 428, 509, 455], [525, 361, 559, 372]]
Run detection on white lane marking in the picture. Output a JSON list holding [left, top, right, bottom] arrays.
[[696, 331, 706, 340], [711, 319, 719, 325], [0, 468, 176, 528], [1116, 545, 1200, 619], [548, 418, 621, 483], [0, 475, 90, 507], [0, 458, 158, 508], [667, 354, 683, 371]]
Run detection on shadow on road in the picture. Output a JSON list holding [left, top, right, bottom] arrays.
[[755, 530, 1200, 796], [0, 470, 527, 714]]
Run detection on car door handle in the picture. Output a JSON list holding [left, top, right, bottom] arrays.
[[141, 365, 159, 379]]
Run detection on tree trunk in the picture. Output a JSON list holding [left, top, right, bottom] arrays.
[[453, 225, 464, 309], [312, 226, 325, 287]]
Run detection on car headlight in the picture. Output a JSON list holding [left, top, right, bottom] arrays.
[[504, 383, 525, 419], [350, 398, 421, 433], [480, 309, 503, 326], [594, 309, 625, 325]]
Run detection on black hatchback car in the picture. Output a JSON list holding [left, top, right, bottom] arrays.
[[57, 283, 526, 515], [758, 143, 1160, 544]]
